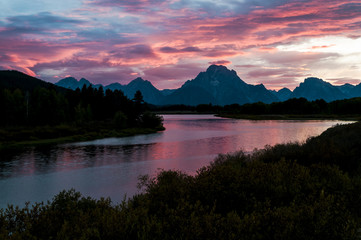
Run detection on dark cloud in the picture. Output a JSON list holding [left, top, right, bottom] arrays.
[[90, 0, 293, 16], [0, 12, 84, 43], [332, 3, 361, 20], [202, 50, 238, 58], [181, 46, 202, 52], [159, 47, 179, 53], [208, 60, 231, 65], [158, 45, 237, 57], [0, 54, 15, 62], [170, 0, 294, 16], [110, 44, 157, 59], [159, 46, 202, 53], [89, 0, 167, 12], [32, 58, 106, 72], [347, 34, 361, 40], [6, 12, 83, 27]]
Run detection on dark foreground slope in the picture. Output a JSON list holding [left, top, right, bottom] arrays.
[[0, 70, 68, 93], [1, 122, 361, 239]]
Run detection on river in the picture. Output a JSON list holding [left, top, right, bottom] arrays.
[[0, 115, 351, 208]]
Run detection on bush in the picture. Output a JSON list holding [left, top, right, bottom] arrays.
[[139, 111, 164, 129]]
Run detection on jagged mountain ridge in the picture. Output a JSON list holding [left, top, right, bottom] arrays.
[[55, 77, 93, 90], [290, 77, 347, 102], [55, 76, 164, 105], [53, 65, 361, 105]]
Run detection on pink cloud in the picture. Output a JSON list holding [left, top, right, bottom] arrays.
[[143, 63, 205, 89]]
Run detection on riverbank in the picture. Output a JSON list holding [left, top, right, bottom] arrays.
[[217, 113, 361, 121], [0, 124, 165, 152]]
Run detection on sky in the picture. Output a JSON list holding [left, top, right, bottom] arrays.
[[1, 0, 361, 90]]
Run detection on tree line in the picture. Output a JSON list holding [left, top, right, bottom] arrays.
[[152, 97, 361, 116], [219, 97, 361, 115]]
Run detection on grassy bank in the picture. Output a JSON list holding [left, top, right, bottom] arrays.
[[217, 113, 361, 121], [0, 123, 165, 152], [1, 121, 361, 239]]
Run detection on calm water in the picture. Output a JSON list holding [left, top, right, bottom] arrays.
[[0, 115, 351, 208]]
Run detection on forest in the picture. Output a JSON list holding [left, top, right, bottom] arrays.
[[1, 120, 361, 239]]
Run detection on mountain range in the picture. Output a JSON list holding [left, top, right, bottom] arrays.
[[54, 65, 361, 105], [1, 65, 361, 106]]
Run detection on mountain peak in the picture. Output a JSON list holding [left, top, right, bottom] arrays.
[[303, 77, 326, 85], [206, 64, 228, 72], [206, 65, 237, 75]]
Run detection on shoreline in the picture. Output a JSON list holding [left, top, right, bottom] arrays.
[[216, 113, 361, 121], [0, 126, 165, 152]]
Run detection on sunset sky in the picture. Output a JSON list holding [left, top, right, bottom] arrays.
[[1, 0, 361, 90]]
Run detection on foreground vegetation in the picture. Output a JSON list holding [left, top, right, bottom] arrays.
[[1, 121, 361, 239]]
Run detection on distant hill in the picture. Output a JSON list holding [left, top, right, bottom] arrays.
[[0, 70, 68, 93], [347, 83, 361, 98], [336, 83, 355, 96], [271, 88, 292, 102], [104, 82, 125, 92], [160, 89, 176, 96], [124, 77, 164, 105], [55, 77, 92, 90]]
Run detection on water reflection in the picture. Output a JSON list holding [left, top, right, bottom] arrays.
[[0, 115, 352, 208]]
